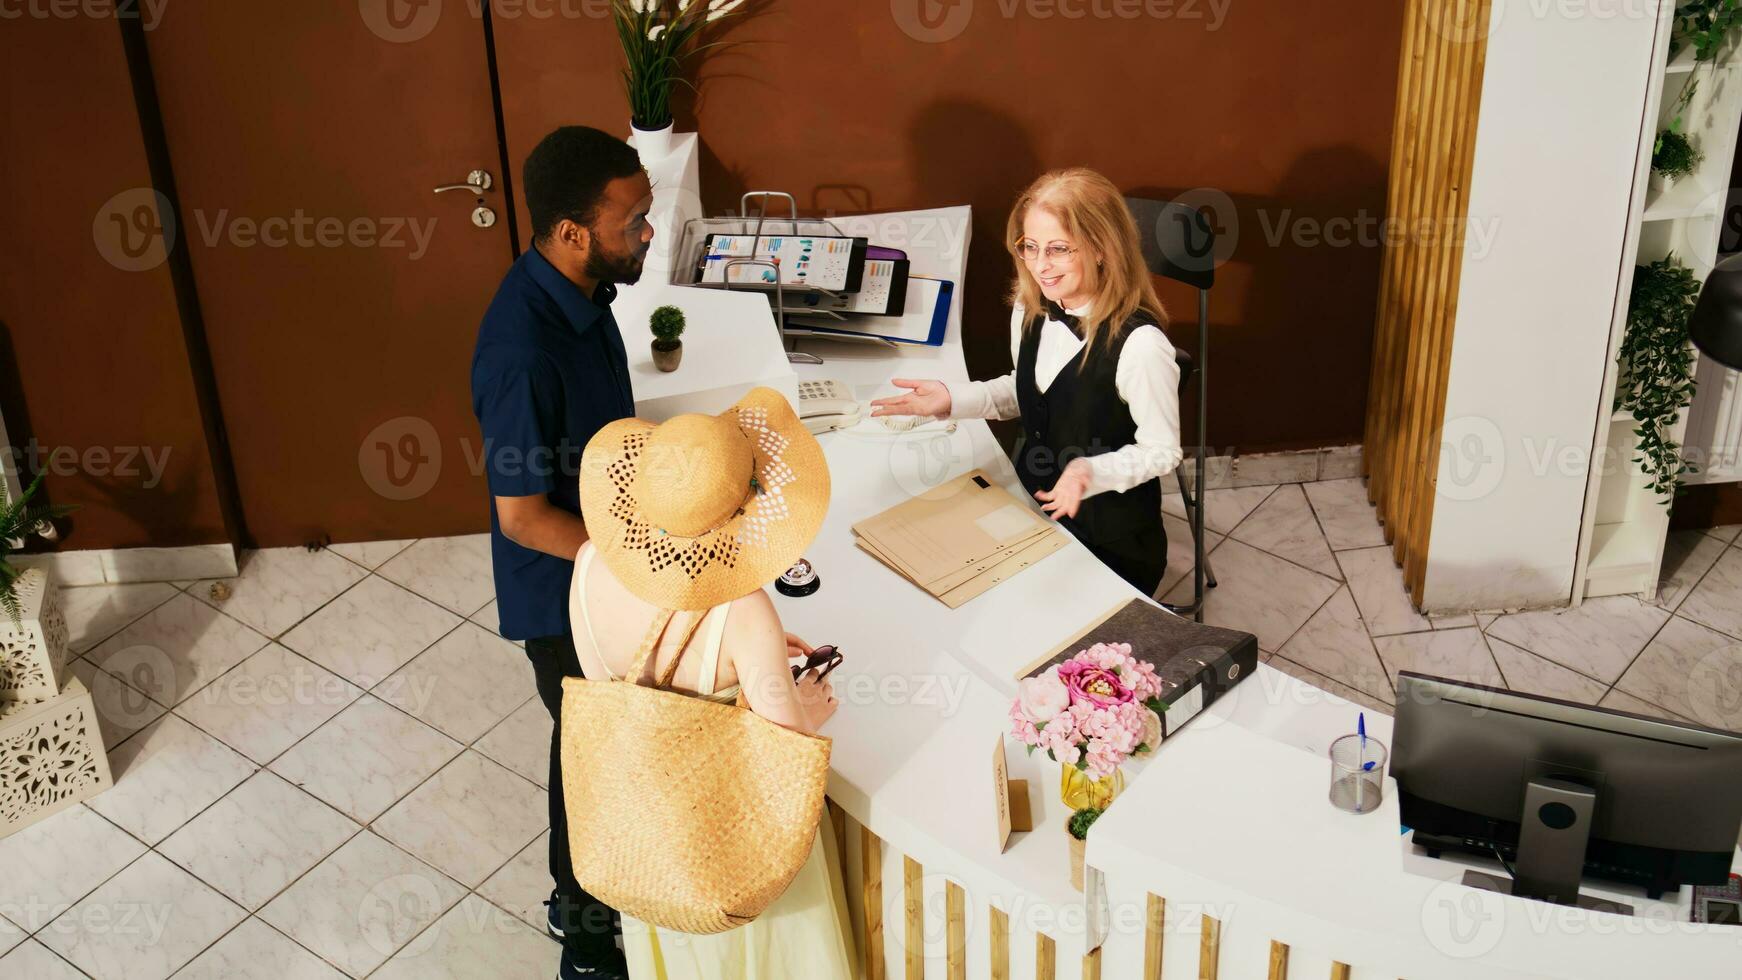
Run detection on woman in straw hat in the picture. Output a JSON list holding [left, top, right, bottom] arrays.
[[572, 387, 853, 980]]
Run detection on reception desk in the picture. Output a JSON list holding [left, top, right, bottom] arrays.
[[617, 206, 1742, 979]]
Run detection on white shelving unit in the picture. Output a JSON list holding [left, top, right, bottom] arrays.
[[1577, 14, 1742, 600]]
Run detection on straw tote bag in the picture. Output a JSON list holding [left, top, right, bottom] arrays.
[[560, 607, 832, 934]]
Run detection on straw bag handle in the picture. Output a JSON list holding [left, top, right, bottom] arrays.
[[624, 608, 708, 690]]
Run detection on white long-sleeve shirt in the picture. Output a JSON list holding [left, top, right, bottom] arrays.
[[944, 303, 1183, 499]]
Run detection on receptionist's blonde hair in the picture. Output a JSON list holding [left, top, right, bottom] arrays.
[[1006, 168, 1168, 359]]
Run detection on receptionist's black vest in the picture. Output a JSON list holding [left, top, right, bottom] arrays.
[[1013, 308, 1165, 554]]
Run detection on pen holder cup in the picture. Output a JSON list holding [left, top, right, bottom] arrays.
[[1328, 733, 1387, 815]]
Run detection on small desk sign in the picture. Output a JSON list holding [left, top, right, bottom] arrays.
[[994, 735, 1033, 853]]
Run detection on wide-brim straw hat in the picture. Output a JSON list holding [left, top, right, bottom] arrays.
[[580, 387, 831, 611]]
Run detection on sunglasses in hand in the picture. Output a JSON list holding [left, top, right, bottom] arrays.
[[792, 644, 844, 681]]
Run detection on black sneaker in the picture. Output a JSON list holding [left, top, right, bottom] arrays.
[[543, 891, 565, 941], [558, 944, 629, 980]]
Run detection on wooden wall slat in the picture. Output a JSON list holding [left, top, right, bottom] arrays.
[[904, 856, 924, 980], [1144, 893, 1166, 980], [1037, 933, 1058, 980], [1363, 0, 1493, 604], [1198, 914, 1221, 980], [1268, 940, 1290, 979], [1082, 947, 1102, 980], [991, 906, 1011, 980], [945, 881, 966, 980], [862, 826, 886, 980], [1330, 963, 1352, 980]]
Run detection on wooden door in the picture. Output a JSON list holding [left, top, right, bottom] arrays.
[[143, 3, 515, 546]]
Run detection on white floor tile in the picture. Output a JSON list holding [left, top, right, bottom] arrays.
[[270, 695, 462, 824], [1615, 615, 1742, 730], [65, 658, 166, 749], [85, 714, 255, 845], [1706, 524, 1741, 546], [56, 583, 178, 656], [476, 831, 554, 935], [1303, 478, 1386, 551], [195, 547, 366, 639], [258, 832, 464, 979], [474, 696, 551, 789], [375, 623, 535, 743], [84, 593, 269, 708], [1598, 688, 1693, 723], [0, 915, 20, 959], [282, 574, 463, 690], [370, 894, 558, 980], [1162, 484, 1276, 535], [37, 851, 243, 980], [1227, 483, 1340, 578], [1160, 539, 1337, 652], [158, 771, 359, 911], [1265, 655, 1394, 715], [1485, 635, 1607, 704], [327, 539, 415, 571], [1484, 595, 1671, 684], [1275, 587, 1392, 702], [1155, 513, 1223, 601], [374, 751, 547, 888], [1676, 544, 1742, 640], [175, 644, 362, 764], [1373, 627, 1504, 689], [1337, 546, 1431, 637], [0, 940, 89, 979], [0, 805, 146, 932], [171, 917, 346, 980], [1652, 530, 1730, 612], [1317, 445, 1364, 481], [377, 535, 495, 617], [1230, 451, 1318, 487]]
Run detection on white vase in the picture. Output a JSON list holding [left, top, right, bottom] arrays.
[[630, 121, 675, 161]]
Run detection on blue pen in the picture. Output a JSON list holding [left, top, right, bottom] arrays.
[[1359, 712, 1375, 771]]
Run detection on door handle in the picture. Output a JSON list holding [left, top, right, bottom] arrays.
[[433, 170, 493, 195]]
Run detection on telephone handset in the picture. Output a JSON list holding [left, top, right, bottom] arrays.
[[798, 379, 863, 434]]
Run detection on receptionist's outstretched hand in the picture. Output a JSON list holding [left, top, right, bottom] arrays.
[[869, 379, 951, 419], [1034, 460, 1093, 520]]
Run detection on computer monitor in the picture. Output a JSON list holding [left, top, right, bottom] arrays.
[[1391, 671, 1742, 911]]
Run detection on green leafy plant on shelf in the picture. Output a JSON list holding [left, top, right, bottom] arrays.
[[650, 304, 686, 351], [0, 472, 75, 625], [1616, 256, 1702, 501], [1652, 128, 1703, 180], [611, 0, 750, 132], [1068, 806, 1104, 841], [1663, 2, 1742, 139]]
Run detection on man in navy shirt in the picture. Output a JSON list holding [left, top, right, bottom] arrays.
[[471, 126, 650, 980]]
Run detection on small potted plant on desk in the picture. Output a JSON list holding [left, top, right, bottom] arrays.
[[1067, 806, 1104, 891], [650, 304, 685, 372]]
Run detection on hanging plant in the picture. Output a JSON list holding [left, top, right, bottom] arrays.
[[1672, 0, 1742, 62], [611, 0, 749, 132], [0, 472, 76, 624], [1616, 256, 1701, 500]]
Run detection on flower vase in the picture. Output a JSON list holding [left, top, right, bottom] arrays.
[[630, 120, 675, 161], [1059, 766, 1124, 810]]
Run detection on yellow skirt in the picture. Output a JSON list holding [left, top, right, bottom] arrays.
[[621, 823, 855, 980]]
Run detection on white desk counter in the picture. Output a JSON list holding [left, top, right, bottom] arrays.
[[625, 206, 1741, 979]]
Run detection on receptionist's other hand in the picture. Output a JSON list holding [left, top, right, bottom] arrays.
[[869, 378, 951, 419], [1035, 460, 1093, 521]]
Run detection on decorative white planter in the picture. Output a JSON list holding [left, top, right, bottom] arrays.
[[0, 675, 112, 838], [630, 120, 675, 160], [0, 568, 70, 703]]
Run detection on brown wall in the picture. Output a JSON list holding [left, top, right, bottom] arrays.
[[494, 3, 1407, 453], [0, 14, 230, 551]]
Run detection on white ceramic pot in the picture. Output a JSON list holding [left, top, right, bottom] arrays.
[[631, 121, 675, 160]]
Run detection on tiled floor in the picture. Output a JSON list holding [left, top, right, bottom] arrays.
[[6, 479, 1742, 978]]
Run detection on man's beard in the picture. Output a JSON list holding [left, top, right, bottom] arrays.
[[584, 233, 648, 286]]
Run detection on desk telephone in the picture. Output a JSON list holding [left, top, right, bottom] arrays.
[[798, 379, 862, 434]]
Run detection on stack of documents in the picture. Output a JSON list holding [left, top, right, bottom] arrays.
[[851, 469, 1067, 608]]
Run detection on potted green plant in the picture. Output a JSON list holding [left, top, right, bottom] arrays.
[[1066, 806, 1104, 892], [1651, 129, 1701, 193], [1616, 256, 1701, 501], [1, 472, 76, 703], [611, 0, 750, 157], [650, 304, 686, 372]]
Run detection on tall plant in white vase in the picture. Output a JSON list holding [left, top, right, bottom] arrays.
[[611, 0, 748, 157], [0, 473, 75, 703]]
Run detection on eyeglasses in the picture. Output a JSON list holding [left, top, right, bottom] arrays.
[[792, 645, 844, 681], [1014, 240, 1079, 263]]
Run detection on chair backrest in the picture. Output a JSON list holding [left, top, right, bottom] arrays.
[[1124, 197, 1216, 291]]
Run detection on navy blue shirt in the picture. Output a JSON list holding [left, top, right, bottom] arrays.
[[471, 248, 634, 640]]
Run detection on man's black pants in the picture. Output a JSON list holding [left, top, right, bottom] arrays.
[[524, 632, 620, 959]]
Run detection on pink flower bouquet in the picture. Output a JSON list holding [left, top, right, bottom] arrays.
[[1010, 642, 1166, 780]]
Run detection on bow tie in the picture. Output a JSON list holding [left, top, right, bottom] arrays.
[[1044, 300, 1083, 337]]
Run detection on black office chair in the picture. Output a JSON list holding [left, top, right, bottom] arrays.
[[1125, 197, 1216, 620]]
